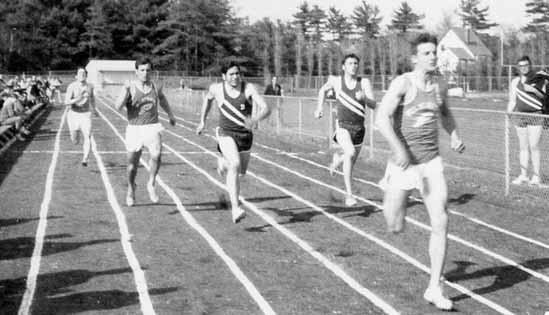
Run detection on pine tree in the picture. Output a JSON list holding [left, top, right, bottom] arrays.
[[389, 1, 424, 33], [352, 1, 382, 38], [459, 0, 497, 31], [326, 7, 351, 41], [80, 0, 113, 59], [524, 0, 549, 32]]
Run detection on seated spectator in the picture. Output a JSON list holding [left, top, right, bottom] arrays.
[[0, 93, 31, 140]]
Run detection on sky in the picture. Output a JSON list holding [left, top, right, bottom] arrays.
[[230, 0, 529, 32]]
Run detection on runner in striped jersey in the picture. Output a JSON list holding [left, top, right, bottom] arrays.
[[314, 53, 376, 206], [196, 62, 270, 223], [507, 55, 546, 186]]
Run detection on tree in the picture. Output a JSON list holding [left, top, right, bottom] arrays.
[[458, 0, 497, 31], [80, 0, 113, 59], [435, 10, 457, 37], [293, 2, 311, 38], [524, 0, 549, 32], [352, 1, 382, 38], [326, 6, 351, 41], [389, 1, 424, 33], [308, 4, 326, 42]]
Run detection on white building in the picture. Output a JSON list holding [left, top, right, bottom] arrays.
[[437, 27, 493, 74], [85, 60, 135, 90]]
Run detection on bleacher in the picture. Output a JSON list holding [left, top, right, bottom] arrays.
[[0, 101, 48, 153]]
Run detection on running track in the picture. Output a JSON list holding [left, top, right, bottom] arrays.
[[0, 94, 548, 314]]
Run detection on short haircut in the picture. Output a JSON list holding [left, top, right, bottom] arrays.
[[517, 55, 531, 65], [342, 53, 360, 65], [77, 67, 87, 75], [411, 33, 438, 55], [135, 57, 153, 70], [221, 62, 241, 75]]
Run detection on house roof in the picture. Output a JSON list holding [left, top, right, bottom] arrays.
[[449, 27, 492, 57], [447, 47, 475, 60], [86, 60, 135, 72]]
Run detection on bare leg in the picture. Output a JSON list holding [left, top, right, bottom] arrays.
[[126, 150, 141, 206], [382, 184, 410, 233], [334, 128, 360, 206], [514, 126, 529, 180], [218, 136, 245, 223], [528, 125, 542, 183], [422, 166, 452, 310]]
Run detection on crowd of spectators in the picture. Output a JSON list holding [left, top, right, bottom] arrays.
[[0, 74, 60, 141]]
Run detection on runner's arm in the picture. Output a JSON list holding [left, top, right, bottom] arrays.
[[248, 83, 271, 122], [315, 76, 335, 117], [361, 78, 376, 109], [64, 84, 77, 106], [439, 82, 465, 153], [196, 84, 217, 134], [157, 86, 176, 125], [114, 82, 130, 111], [375, 75, 410, 167]]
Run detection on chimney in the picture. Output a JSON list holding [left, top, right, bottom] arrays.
[[465, 25, 471, 44]]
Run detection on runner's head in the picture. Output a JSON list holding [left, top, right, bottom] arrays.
[[410, 33, 438, 73], [517, 55, 531, 76], [221, 62, 241, 87], [341, 53, 359, 76], [75, 68, 87, 83], [135, 57, 153, 83]]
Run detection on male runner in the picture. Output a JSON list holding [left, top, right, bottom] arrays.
[[115, 57, 176, 206], [196, 62, 270, 223], [65, 68, 96, 166], [375, 33, 465, 310], [314, 53, 376, 206]]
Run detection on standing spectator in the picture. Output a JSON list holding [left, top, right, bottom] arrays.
[[264, 76, 283, 96], [507, 56, 546, 186]]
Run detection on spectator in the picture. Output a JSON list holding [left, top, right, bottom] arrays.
[[264, 76, 283, 96], [507, 55, 546, 186], [0, 92, 31, 140]]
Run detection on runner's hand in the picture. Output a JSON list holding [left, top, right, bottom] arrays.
[[314, 109, 323, 119], [451, 135, 465, 153], [394, 148, 410, 169], [196, 121, 205, 135], [244, 117, 257, 130]]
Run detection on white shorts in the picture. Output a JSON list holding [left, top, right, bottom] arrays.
[[385, 156, 444, 193], [125, 123, 164, 156], [67, 110, 91, 135]]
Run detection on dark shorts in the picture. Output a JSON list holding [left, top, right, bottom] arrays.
[[333, 121, 365, 146], [511, 112, 545, 127], [216, 127, 253, 153]]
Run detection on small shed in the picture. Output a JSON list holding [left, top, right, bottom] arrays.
[[85, 60, 135, 89]]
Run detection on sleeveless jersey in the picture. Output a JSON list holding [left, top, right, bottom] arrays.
[[515, 78, 543, 113], [218, 82, 252, 131], [125, 82, 159, 125], [335, 76, 366, 125], [69, 81, 92, 113], [393, 73, 442, 164]]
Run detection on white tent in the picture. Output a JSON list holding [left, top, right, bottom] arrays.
[[85, 59, 135, 90]]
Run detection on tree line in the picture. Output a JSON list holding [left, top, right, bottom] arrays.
[[1, 0, 548, 78]]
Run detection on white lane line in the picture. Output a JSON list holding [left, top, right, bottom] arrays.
[[99, 96, 513, 314], [90, 136, 156, 315], [8, 150, 209, 155], [95, 107, 276, 315], [167, 111, 549, 251], [18, 107, 68, 315]]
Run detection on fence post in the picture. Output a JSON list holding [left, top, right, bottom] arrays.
[[298, 99, 303, 140], [328, 101, 333, 149], [276, 97, 281, 135], [505, 112, 510, 196], [369, 108, 374, 159]]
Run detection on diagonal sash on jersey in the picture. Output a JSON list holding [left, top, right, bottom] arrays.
[[337, 90, 365, 117], [217, 98, 246, 127], [516, 88, 543, 110]]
